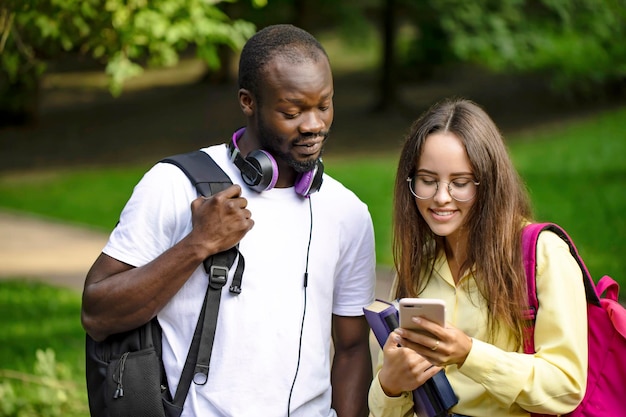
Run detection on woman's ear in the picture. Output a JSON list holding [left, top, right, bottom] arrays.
[[238, 88, 255, 117]]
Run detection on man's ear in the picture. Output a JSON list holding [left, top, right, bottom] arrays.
[[238, 88, 255, 117]]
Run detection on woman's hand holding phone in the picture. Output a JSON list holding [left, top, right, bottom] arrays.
[[396, 298, 472, 367]]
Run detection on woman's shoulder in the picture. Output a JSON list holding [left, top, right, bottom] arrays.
[[533, 226, 582, 284], [535, 227, 570, 253], [522, 222, 570, 254]]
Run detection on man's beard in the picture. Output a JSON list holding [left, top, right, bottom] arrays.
[[257, 116, 328, 173]]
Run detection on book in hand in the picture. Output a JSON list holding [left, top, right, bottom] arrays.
[[364, 299, 458, 417]]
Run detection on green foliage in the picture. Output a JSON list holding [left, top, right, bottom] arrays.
[[432, 0, 626, 95], [0, 281, 87, 417], [0, 0, 257, 98], [0, 349, 87, 417]]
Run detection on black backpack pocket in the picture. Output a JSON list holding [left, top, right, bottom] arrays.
[[105, 347, 166, 417]]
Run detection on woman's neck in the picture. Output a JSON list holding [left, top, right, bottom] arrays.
[[444, 235, 469, 284]]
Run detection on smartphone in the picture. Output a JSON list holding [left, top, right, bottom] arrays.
[[398, 298, 446, 330]]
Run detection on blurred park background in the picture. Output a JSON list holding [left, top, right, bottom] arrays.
[[1, 0, 625, 415]]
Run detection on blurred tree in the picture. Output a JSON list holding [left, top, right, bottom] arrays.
[[3, 0, 623, 125], [0, 0, 259, 126], [434, 0, 626, 97], [377, 0, 398, 111], [373, 0, 626, 109]]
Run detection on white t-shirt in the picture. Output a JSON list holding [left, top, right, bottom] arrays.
[[103, 144, 376, 417]]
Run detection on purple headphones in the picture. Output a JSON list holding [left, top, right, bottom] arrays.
[[228, 128, 324, 197]]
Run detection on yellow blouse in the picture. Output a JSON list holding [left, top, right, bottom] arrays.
[[368, 230, 588, 417]]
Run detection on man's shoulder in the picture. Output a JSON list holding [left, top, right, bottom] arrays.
[[318, 174, 372, 218], [198, 143, 228, 161], [322, 174, 368, 203], [319, 174, 361, 200]]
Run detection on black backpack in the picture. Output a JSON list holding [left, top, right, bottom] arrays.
[[85, 150, 243, 417]]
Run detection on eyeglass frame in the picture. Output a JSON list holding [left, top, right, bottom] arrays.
[[406, 175, 480, 202]]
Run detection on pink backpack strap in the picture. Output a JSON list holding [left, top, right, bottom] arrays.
[[596, 276, 626, 338], [521, 224, 543, 316], [596, 275, 619, 301], [521, 223, 601, 353]]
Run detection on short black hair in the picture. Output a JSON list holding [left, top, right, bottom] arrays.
[[238, 24, 329, 97]]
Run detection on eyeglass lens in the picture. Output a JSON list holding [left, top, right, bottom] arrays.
[[408, 176, 478, 202]]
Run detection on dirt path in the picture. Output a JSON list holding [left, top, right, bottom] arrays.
[[0, 210, 107, 291]]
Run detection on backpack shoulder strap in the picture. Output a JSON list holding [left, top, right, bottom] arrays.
[[521, 222, 601, 353], [159, 150, 242, 408], [522, 222, 600, 309], [160, 150, 232, 196], [160, 151, 244, 294]]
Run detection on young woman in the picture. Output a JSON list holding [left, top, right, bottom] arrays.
[[368, 98, 587, 417]]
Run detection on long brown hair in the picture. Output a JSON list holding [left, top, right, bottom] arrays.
[[393, 97, 533, 348]]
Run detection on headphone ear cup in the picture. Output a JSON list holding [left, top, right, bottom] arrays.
[[294, 160, 324, 197], [243, 150, 279, 192]]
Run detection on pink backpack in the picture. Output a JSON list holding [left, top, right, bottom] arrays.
[[522, 223, 626, 417]]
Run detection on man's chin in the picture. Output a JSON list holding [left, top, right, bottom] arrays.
[[291, 158, 319, 173], [284, 148, 322, 172]]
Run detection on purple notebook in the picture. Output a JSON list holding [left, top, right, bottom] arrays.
[[364, 299, 458, 417]]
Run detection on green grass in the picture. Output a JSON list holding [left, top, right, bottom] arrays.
[[0, 280, 84, 373], [508, 107, 626, 281], [0, 165, 149, 231]]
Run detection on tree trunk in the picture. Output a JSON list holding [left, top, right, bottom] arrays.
[[375, 0, 397, 111], [0, 68, 40, 127]]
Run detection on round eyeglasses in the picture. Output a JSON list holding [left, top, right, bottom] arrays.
[[407, 175, 480, 202]]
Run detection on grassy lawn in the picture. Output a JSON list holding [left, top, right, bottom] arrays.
[[0, 105, 624, 415], [509, 108, 626, 281]]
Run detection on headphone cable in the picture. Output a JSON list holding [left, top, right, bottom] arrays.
[[287, 197, 313, 416]]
